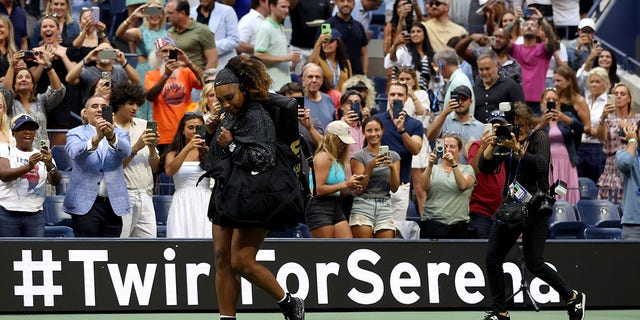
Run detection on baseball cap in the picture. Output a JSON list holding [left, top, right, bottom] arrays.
[[488, 110, 508, 124], [326, 121, 356, 144], [578, 18, 596, 32], [452, 85, 472, 99], [331, 29, 342, 41], [11, 114, 39, 131], [155, 37, 177, 51]]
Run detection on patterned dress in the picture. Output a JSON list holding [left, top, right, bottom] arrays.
[[598, 112, 640, 202]]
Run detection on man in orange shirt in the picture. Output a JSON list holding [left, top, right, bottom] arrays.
[[145, 37, 203, 153]]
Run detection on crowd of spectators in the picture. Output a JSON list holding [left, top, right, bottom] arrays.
[[0, 0, 636, 241]]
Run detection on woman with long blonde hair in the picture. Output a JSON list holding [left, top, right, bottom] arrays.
[[0, 15, 16, 79], [30, 0, 80, 48], [306, 121, 362, 238]]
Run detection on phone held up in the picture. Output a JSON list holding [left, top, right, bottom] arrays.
[[146, 121, 157, 134], [435, 138, 444, 159], [350, 100, 362, 121], [101, 105, 113, 124], [195, 124, 207, 139], [168, 49, 178, 60], [392, 100, 403, 119], [40, 140, 50, 151]]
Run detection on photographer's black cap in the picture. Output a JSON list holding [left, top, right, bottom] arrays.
[[488, 110, 508, 124], [452, 85, 472, 99]]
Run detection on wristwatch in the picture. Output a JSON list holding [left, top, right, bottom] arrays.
[[228, 141, 236, 152]]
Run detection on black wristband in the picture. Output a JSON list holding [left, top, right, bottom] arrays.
[[398, 129, 406, 135]]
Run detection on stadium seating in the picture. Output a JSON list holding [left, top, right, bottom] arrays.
[[56, 171, 71, 196], [267, 223, 312, 238], [156, 172, 175, 195], [51, 145, 72, 171], [373, 76, 388, 97], [152, 195, 172, 226], [575, 199, 621, 228], [577, 177, 598, 200], [583, 227, 622, 239], [406, 200, 421, 224], [43, 195, 72, 227], [44, 226, 75, 238], [548, 200, 585, 239]]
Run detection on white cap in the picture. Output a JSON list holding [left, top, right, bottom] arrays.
[[326, 121, 356, 144], [578, 18, 596, 31]]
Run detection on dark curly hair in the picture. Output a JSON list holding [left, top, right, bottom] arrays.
[[225, 55, 271, 101], [111, 82, 146, 113], [164, 112, 206, 169]]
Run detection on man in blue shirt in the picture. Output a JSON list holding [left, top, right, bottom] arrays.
[[375, 82, 422, 234], [303, 63, 335, 128], [615, 124, 640, 240]]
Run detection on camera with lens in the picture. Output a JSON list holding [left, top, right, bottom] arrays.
[[495, 124, 518, 142], [529, 179, 567, 216]]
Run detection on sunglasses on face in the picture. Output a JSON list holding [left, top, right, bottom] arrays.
[[428, 1, 444, 7], [580, 28, 593, 34]]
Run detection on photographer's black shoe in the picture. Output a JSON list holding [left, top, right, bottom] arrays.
[[482, 311, 510, 320], [567, 290, 586, 320]]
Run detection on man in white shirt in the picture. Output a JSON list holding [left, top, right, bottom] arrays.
[[237, 0, 270, 54]]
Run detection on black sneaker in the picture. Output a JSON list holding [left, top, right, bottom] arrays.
[[483, 311, 510, 320], [281, 296, 305, 320], [567, 290, 586, 320]]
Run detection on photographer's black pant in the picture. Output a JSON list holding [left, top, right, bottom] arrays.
[[485, 209, 574, 313]]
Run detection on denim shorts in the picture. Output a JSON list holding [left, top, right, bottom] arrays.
[[305, 196, 346, 231], [349, 197, 395, 232]]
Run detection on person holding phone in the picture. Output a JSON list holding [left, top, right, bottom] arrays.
[[163, 112, 211, 238], [338, 90, 365, 157], [1, 45, 65, 146], [384, 22, 434, 91], [349, 117, 400, 238], [309, 28, 352, 92], [112, 82, 160, 238], [0, 114, 61, 237], [373, 82, 423, 238], [537, 87, 582, 205], [596, 83, 640, 202], [63, 95, 131, 237]]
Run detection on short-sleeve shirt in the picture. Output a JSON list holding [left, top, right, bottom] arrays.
[[374, 111, 423, 183], [254, 17, 291, 90], [422, 164, 475, 225], [440, 115, 484, 164], [145, 68, 202, 145], [351, 148, 401, 199], [0, 144, 52, 212], [305, 92, 335, 128], [473, 76, 525, 123], [238, 8, 265, 45], [118, 118, 157, 190], [423, 19, 467, 52], [510, 42, 552, 102], [169, 19, 216, 70]]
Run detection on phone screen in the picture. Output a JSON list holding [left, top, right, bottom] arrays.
[[392, 100, 403, 119], [101, 106, 113, 123]]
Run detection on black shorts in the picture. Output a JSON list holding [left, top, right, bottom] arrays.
[[305, 196, 347, 231]]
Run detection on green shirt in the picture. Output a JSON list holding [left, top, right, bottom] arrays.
[[422, 164, 475, 225], [169, 19, 216, 70]]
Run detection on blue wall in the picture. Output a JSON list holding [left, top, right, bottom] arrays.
[[597, 0, 640, 65]]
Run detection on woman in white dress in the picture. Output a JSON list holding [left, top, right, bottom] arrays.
[[163, 112, 211, 238]]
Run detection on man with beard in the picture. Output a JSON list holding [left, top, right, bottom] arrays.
[[426, 85, 483, 164], [65, 43, 141, 105], [454, 28, 522, 85], [472, 50, 524, 124], [145, 37, 203, 153], [422, 0, 467, 52], [505, 7, 556, 114], [326, 0, 368, 75], [302, 63, 335, 128]]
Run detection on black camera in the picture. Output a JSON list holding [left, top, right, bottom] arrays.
[[495, 124, 518, 142], [529, 179, 567, 216]]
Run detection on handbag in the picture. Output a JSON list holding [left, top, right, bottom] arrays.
[[212, 142, 304, 224], [494, 198, 528, 229]]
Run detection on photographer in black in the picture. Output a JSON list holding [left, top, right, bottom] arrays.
[[478, 103, 586, 320]]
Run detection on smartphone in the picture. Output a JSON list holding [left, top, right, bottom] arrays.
[[146, 120, 157, 134], [498, 102, 512, 112], [547, 100, 556, 111], [321, 23, 332, 34], [101, 105, 113, 124], [40, 140, 50, 150], [392, 100, 403, 119], [523, 8, 533, 18], [90, 6, 100, 24], [195, 124, 206, 138], [98, 49, 117, 60], [618, 128, 626, 137], [607, 94, 616, 105], [435, 138, 444, 158], [168, 49, 178, 60], [294, 96, 305, 109], [143, 6, 162, 16], [21, 50, 39, 68], [484, 123, 493, 134], [450, 92, 459, 103], [379, 145, 389, 157], [100, 71, 111, 87], [487, 36, 496, 46], [401, 30, 409, 37], [350, 100, 362, 121]]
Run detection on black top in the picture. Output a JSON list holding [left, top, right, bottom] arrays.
[[473, 76, 525, 123]]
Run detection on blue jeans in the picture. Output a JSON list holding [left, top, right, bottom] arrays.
[[0, 206, 44, 237]]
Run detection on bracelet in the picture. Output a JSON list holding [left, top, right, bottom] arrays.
[[398, 129, 406, 135], [44, 65, 52, 71], [122, 61, 129, 68], [451, 164, 458, 168], [628, 138, 637, 144]]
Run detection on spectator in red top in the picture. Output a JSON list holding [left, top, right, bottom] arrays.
[[467, 111, 507, 238]]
